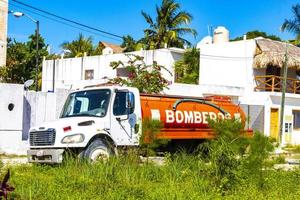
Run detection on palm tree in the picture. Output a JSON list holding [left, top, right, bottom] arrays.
[[175, 47, 199, 84], [141, 0, 197, 49], [281, 4, 300, 40], [61, 33, 94, 57]]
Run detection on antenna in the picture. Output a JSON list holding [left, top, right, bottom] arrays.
[[207, 25, 213, 36], [24, 79, 34, 90], [207, 25, 210, 36]]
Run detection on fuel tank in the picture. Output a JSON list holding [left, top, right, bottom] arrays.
[[140, 94, 246, 140]]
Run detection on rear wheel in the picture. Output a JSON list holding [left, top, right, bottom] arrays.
[[83, 138, 114, 162]]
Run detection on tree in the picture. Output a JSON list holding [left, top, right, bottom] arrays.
[[27, 33, 49, 88], [121, 35, 137, 52], [0, 38, 30, 83], [61, 33, 94, 57], [174, 47, 199, 84], [0, 33, 48, 90], [140, 0, 197, 49], [281, 4, 300, 43], [109, 55, 171, 93], [232, 30, 281, 41]]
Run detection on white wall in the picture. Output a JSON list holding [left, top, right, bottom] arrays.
[[42, 48, 184, 92], [0, 84, 26, 155], [199, 40, 256, 94], [0, 84, 24, 131], [0, 83, 69, 155]]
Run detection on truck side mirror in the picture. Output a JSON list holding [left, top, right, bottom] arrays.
[[126, 92, 134, 109]]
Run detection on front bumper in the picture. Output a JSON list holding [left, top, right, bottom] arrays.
[[27, 149, 65, 164]]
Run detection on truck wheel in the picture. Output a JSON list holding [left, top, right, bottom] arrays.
[[83, 138, 114, 162]]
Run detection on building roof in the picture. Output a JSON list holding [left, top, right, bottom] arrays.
[[99, 41, 124, 54], [253, 37, 300, 68]]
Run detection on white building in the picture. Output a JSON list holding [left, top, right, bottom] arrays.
[[41, 29, 300, 146], [198, 36, 300, 145], [42, 48, 184, 92]]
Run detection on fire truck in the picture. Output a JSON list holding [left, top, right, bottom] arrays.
[[27, 85, 246, 163]]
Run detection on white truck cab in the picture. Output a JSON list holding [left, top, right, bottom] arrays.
[[27, 86, 142, 163]]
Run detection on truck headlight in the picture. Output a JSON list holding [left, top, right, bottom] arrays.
[[61, 134, 85, 144]]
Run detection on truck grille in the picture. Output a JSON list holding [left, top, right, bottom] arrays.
[[30, 129, 56, 146]]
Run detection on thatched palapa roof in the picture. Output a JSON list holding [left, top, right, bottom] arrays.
[[253, 37, 300, 68]]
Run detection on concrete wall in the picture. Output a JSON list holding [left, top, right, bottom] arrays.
[[42, 48, 184, 92], [0, 84, 26, 155], [0, 83, 69, 155], [241, 104, 265, 133]]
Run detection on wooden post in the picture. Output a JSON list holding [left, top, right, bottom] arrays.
[[271, 76, 275, 92]]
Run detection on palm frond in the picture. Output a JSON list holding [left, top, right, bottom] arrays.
[[141, 11, 154, 27]]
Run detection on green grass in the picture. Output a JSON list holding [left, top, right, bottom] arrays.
[[1, 153, 300, 200], [3, 120, 300, 199]]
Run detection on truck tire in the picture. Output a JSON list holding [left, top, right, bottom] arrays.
[[83, 138, 114, 162]]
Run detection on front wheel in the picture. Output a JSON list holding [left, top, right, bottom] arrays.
[[83, 138, 114, 162]]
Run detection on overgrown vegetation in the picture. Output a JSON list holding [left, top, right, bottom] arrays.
[[109, 55, 171, 93], [6, 152, 300, 199], [139, 119, 169, 156], [4, 119, 300, 199]]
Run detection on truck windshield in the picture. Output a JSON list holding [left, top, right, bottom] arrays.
[[60, 89, 111, 118]]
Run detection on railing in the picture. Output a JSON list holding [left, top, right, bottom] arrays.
[[254, 75, 300, 94]]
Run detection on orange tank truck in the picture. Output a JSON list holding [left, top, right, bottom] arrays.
[[140, 94, 247, 140], [26, 85, 252, 163]]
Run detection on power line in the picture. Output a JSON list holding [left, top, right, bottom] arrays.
[[11, 0, 124, 39], [8, 2, 122, 42]]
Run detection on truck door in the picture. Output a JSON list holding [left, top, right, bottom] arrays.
[[110, 90, 139, 146]]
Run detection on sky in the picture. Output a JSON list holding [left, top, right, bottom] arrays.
[[6, 0, 300, 53]]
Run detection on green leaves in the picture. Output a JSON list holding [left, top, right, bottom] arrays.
[[232, 30, 281, 41], [201, 119, 275, 192], [0, 34, 48, 90], [61, 33, 95, 57], [281, 4, 300, 45], [175, 47, 199, 84], [141, 0, 197, 49], [109, 55, 171, 94], [139, 118, 169, 156]]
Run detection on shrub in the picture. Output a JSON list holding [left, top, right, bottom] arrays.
[[240, 132, 274, 189], [201, 119, 274, 193], [139, 118, 169, 156], [109, 55, 171, 94]]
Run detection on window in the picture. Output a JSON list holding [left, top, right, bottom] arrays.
[[61, 89, 111, 118], [113, 91, 135, 116], [116, 67, 130, 77], [85, 70, 94, 80], [293, 110, 300, 129]]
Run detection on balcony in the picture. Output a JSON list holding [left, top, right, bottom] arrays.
[[254, 75, 300, 94]]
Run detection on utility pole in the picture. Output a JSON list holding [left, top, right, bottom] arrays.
[[0, 0, 8, 67], [279, 43, 288, 145], [35, 20, 39, 91]]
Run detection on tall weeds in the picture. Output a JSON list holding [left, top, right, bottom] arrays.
[[6, 119, 300, 199]]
